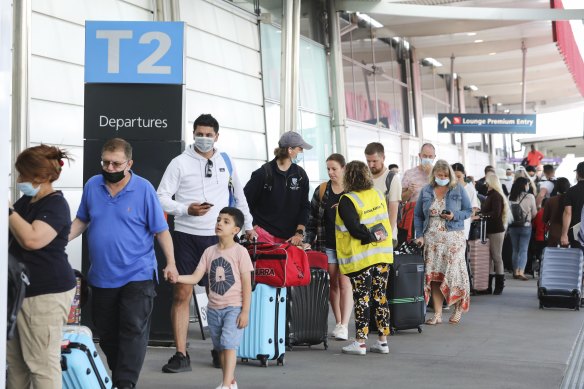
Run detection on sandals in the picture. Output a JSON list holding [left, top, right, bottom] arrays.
[[425, 313, 442, 325], [449, 304, 463, 324]]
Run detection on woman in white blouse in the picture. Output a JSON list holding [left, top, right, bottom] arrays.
[[452, 163, 480, 238]]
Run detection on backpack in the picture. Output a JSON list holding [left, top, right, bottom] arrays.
[[318, 182, 327, 202], [385, 172, 395, 196], [262, 162, 273, 192], [7, 252, 29, 340], [220, 152, 236, 207], [510, 193, 530, 227]]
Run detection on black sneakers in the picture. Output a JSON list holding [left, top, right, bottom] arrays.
[[162, 351, 192, 373], [211, 349, 221, 368]]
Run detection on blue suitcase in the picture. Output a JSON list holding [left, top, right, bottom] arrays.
[[62, 331, 112, 389], [237, 284, 286, 367]]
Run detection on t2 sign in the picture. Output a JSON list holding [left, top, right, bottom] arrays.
[[85, 21, 184, 84]]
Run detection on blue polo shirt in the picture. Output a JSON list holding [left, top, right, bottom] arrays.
[[77, 172, 169, 288]]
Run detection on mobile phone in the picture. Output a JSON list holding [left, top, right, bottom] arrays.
[[441, 210, 451, 215], [201, 202, 213, 207]]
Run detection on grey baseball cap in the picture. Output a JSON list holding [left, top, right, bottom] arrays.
[[278, 131, 313, 150]]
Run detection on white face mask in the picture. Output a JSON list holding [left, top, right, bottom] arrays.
[[194, 136, 215, 153]]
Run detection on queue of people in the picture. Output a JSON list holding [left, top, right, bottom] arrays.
[[7, 120, 584, 389]]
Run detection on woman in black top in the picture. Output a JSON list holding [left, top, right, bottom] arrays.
[[305, 154, 353, 341], [7, 145, 76, 389]]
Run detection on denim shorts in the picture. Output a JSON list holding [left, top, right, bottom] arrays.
[[207, 306, 243, 351], [325, 248, 338, 265]]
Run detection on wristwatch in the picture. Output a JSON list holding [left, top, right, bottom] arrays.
[[295, 229, 305, 237]]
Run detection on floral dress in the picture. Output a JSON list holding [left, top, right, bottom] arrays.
[[424, 197, 470, 312]]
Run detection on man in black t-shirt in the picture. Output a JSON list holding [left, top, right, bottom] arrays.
[[561, 162, 584, 248]]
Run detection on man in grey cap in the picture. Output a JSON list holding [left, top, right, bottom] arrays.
[[244, 131, 312, 245]]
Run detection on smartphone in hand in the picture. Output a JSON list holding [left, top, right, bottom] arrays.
[[201, 202, 214, 207]]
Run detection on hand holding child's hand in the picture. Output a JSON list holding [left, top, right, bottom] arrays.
[[237, 311, 249, 329]]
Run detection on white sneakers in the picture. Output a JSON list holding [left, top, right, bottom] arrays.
[[370, 340, 389, 354], [331, 324, 348, 341], [342, 341, 367, 355], [215, 381, 237, 389]]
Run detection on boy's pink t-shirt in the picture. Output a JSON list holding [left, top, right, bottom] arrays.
[[196, 243, 254, 310]]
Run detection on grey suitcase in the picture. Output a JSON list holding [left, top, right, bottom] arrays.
[[538, 247, 583, 310]]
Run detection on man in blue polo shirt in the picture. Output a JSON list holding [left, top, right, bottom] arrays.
[[69, 138, 178, 389]]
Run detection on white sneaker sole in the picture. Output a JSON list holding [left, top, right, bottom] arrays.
[[370, 348, 389, 354], [342, 349, 366, 356]]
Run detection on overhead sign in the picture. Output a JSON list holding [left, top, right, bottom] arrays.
[[438, 113, 536, 134], [85, 21, 184, 84]]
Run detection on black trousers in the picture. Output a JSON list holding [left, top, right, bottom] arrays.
[[92, 280, 156, 385]]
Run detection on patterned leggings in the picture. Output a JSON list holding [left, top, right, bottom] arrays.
[[348, 263, 390, 339]]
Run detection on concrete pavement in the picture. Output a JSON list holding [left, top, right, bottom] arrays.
[[129, 276, 584, 389]]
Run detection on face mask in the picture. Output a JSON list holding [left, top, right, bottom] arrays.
[[194, 136, 215, 153], [17, 182, 40, 197], [102, 170, 125, 183], [421, 158, 433, 166], [292, 153, 303, 164], [435, 177, 449, 187]]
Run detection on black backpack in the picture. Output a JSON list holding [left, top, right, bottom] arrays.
[[7, 252, 29, 340], [510, 193, 530, 227]]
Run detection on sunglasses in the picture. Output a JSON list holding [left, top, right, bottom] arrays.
[[205, 159, 213, 178]]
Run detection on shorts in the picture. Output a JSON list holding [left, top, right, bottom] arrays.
[[325, 248, 339, 265], [207, 306, 244, 351], [173, 231, 218, 286]]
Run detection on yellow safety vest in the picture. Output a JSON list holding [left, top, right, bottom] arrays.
[[335, 188, 393, 275]]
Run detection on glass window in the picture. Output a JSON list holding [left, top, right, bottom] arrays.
[[298, 111, 332, 183], [299, 38, 329, 114], [260, 24, 281, 101]]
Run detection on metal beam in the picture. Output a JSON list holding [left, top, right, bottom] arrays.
[[336, 1, 584, 21], [328, 0, 348, 156]]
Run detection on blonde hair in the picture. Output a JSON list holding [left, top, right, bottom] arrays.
[[485, 172, 510, 224], [429, 159, 457, 189]]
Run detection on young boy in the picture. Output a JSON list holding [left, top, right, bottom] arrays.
[[175, 207, 253, 389]]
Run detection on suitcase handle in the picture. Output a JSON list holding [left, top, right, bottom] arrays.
[[62, 342, 109, 389]]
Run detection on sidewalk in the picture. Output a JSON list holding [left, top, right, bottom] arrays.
[[132, 276, 583, 389]]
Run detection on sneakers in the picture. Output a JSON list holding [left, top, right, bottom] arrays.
[[332, 324, 348, 341], [215, 382, 238, 389], [342, 340, 367, 355], [370, 340, 389, 354], [162, 351, 191, 373]]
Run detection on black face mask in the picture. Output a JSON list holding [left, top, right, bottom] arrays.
[[102, 170, 125, 183]]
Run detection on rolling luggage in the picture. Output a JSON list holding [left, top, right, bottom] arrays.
[[306, 250, 328, 270], [237, 283, 286, 367], [538, 247, 584, 310], [468, 216, 490, 293], [286, 268, 329, 349], [369, 241, 425, 334], [388, 246, 425, 334], [61, 327, 112, 389]]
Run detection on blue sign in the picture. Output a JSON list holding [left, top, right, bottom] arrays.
[[85, 21, 184, 84], [438, 113, 536, 134]]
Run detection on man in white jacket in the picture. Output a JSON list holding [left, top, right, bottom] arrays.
[[157, 114, 256, 373]]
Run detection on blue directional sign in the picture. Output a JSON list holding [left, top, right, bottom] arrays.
[[85, 21, 184, 84], [438, 113, 536, 134]]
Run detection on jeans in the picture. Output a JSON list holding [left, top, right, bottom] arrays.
[[508, 226, 532, 271], [92, 279, 156, 386]]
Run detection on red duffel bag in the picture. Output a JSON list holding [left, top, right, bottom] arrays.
[[248, 243, 310, 287]]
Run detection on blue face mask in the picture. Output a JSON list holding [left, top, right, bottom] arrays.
[[421, 158, 433, 166], [292, 153, 303, 164], [435, 177, 450, 187], [17, 182, 40, 197]]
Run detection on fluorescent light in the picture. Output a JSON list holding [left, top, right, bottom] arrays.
[[356, 12, 383, 28], [423, 57, 443, 67], [467, 32, 477, 36], [474, 39, 483, 43], [468, 85, 478, 91], [489, 52, 497, 55], [497, 103, 503, 106], [392, 37, 400, 42], [453, 73, 458, 79]]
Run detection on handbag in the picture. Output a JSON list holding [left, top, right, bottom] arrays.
[[248, 243, 311, 287]]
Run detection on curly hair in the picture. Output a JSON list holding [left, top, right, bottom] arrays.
[[15, 144, 73, 183], [343, 160, 373, 192]]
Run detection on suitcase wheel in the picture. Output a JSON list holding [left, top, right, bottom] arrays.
[[539, 302, 543, 310], [417, 326, 423, 334], [241, 358, 249, 363], [324, 340, 328, 350], [276, 355, 285, 366], [259, 355, 268, 367], [390, 328, 396, 336]]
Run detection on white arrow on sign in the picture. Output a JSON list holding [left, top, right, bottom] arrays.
[[440, 116, 451, 129]]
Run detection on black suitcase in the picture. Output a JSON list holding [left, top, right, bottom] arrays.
[[286, 268, 329, 349], [388, 252, 425, 334]]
